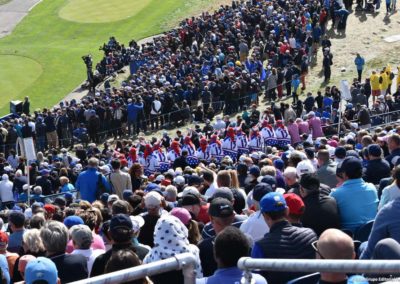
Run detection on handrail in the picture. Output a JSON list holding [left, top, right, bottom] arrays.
[[69, 252, 196, 284], [237, 258, 400, 284]]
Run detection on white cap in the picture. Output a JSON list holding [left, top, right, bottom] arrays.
[[296, 160, 315, 177], [173, 175, 185, 185], [155, 175, 165, 182], [130, 215, 145, 233], [177, 186, 201, 198], [144, 191, 162, 208]]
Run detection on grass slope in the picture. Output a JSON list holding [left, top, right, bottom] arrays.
[[0, 0, 224, 115], [59, 0, 152, 23], [0, 0, 11, 5]]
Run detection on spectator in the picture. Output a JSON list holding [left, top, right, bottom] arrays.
[[109, 159, 132, 199], [379, 165, 400, 210], [144, 215, 202, 284], [198, 198, 235, 277], [299, 174, 341, 236], [40, 221, 88, 283], [104, 249, 146, 284], [316, 149, 337, 189], [363, 144, 391, 185], [330, 157, 378, 233], [240, 183, 271, 242], [197, 227, 267, 284], [0, 175, 14, 209], [284, 193, 305, 226], [251, 192, 317, 284], [76, 158, 110, 203], [0, 231, 18, 281], [386, 133, 400, 168], [8, 212, 26, 253]]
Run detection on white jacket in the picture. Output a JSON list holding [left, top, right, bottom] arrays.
[[0, 174, 14, 202]]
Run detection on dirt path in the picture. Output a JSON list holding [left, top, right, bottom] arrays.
[[307, 9, 400, 93], [0, 0, 41, 38]]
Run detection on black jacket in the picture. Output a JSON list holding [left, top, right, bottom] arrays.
[[301, 191, 341, 236], [255, 220, 317, 284], [49, 253, 88, 283], [91, 243, 147, 277], [363, 159, 391, 185]]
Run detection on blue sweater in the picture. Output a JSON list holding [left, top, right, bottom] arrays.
[[330, 178, 378, 232], [361, 198, 400, 259], [75, 168, 110, 202]]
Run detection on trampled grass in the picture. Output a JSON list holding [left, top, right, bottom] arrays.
[[0, 0, 225, 115]]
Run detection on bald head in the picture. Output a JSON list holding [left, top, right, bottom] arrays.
[[318, 229, 355, 260]]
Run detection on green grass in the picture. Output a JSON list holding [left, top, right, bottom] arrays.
[[59, 0, 152, 23], [0, 0, 222, 115], [0, 0, 11, 5], [0, 55, 42, 107]]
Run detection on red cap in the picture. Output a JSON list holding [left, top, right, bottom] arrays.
[[0, 231, 8, 248], [161, 179, 171, 186], [44, 204, 56, 214], [283, 193, 305, 216]]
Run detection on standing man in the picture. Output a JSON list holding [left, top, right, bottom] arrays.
[[354, 54, 365, 82]]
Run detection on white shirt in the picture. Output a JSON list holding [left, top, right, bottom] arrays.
[[71, 248, 105, 276], [0, 177, 14, 203], [204, 182, 218, 198], [240, 210, 270, 242]]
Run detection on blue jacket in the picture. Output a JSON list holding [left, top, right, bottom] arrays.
[[360, 198, 400, 259], [354, 56, 365, 70], [127, 103, 143, 122], [330, 178, 378, 232], [75, 168, 110, 203]]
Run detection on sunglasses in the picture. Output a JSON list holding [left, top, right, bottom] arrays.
[[312, 241, 325, 259]]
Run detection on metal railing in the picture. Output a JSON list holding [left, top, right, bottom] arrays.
[[237, 258, 400, 284], [69, 253, 196, 284]]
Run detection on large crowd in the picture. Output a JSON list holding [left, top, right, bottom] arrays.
[[1, 0, 400, 283]]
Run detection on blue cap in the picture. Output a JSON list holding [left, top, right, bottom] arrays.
[[63, 216, 84, 229], [334, 146, 347, 159], [123, 190, 133, 200], [249, 166, 260, 177], [260, 192, 287, 213], [144, 183, 161, 193], [100, 193, 110, 204], [64, 192, 73, 200], [260, 175, 277, 189], [273, 159, 284, 170], [39, 169, 50, 175], [253, 183, 273, 202], [25, 257, 58, 284]]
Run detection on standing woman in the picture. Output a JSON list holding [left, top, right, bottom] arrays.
[[266, 68, 278, 102]]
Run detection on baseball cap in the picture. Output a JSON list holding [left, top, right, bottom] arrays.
[[170, 207, 192, 226], [70, 225, 93, 249], [123, 190, 133, 200], [188, 175, 204, 186], [208, 198, 234, 218], [18, 255, 36, 275], [130, 215, 145, 233], [253, 183, 273, 202], [25, 257, 58, 284], [249, 166, 261, 177], [144, 183, 162, 194], [53, 197, 66, 207], [43, 204, 56, 214], [144, 191, 162, 208], [0, 231, 8, 250], [259, 175, 277, 189], [107, 194, 120, 204], [337, 156, 362, 176], [110, 214, 133, 233], [173, 175, 186, 185], [284, 193, 305, 215], [299, 174, 320, 191], [334, 146, 347, 159], [260, 192, 287, 213], [296, 160, 315, 177], [100, 193, 110, 204], [367, 144, 382, 157], [155, 175, 165, 183], [273, 159, 285, 170], [177, 186, 201, 198], [181, 193, 201, 206], [211, 187, 234, 202], [63, 216, 84, 229]]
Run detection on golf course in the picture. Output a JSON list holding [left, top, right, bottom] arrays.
[[0, 0, 226, 115]]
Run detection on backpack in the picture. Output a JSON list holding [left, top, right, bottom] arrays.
[[96, 174, 110, 199]]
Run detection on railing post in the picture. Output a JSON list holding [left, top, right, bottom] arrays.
[[175, 253, 196, 284]]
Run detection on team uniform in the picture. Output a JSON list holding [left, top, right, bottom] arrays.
[[144, 153, 159, 176], [236, 131, 249, 156], [222, 136, 238, 161], [249, 131, 263, 152], [182, 144, 199, 167], [275, 126, 291, 147], [153, 149, 170, 173], [261, 126, 277, 147]]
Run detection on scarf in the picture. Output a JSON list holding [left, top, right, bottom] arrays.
[[129, 147, 137, 162], [200, 138, 208, 152], [210, 134, 221, 146], [144, 144, 153, 159], [226, 127, 235, 142], [184, 136, 195, 150]]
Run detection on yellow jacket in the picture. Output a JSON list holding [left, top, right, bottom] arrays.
[[380, 72, 388, 90], [370, 74, 380, 90], [397, 67, 400, 87]]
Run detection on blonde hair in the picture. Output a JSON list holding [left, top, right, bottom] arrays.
[[23, 229, 45, 253]]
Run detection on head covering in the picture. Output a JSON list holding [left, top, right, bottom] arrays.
[[129, 147, 137, 162], [144, 191, 162, 208], [63, 216, 84, 229], [276, 120, 285, 129], [208, 197, 234, 217], [200, 138, 208, 152], [130, 216, 145, 234], [170, 207, 192, 226], [284, 193, 305, 215], [226, 127, 235, 141], [171, 141, 181, 155], [210, 134, 221, 146], [184, 136, 195, 149], [145, 215, 190, 262], [25, 257, 58, 284], [253, 183, 273, 202], [260, 192, 287, 213], [144, 144, 153, 159]]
